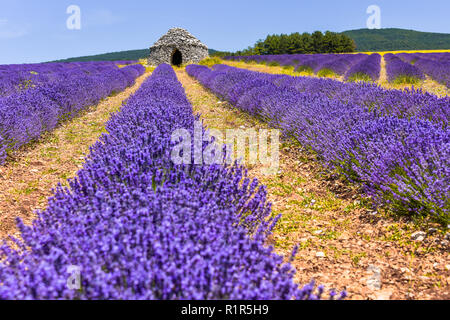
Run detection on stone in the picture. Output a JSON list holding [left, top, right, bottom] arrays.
[[411, 231, 426, 241], [316, 252, 326, 258], [427, 228, 438, 235], [148, 28, 209, 66]]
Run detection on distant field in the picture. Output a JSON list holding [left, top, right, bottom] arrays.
[[359, 49, 450, 55], [221, 52, 450, 97]]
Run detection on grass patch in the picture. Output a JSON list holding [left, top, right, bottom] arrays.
[[199, 57, 223, 67], [317, 68, 337, 78], [295, 65, 313, 74], [282, 65, 295, 72], [392, 75, 423, 85], [347, 72, 373, 83]]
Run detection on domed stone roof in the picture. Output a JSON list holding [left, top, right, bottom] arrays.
[[151, 28, 208, 50]]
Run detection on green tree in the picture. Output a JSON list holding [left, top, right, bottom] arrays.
[[231, 31, 355, 56]]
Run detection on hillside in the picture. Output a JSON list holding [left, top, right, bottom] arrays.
[[52, 49, 220, 63], [343, 28, 450, 52]]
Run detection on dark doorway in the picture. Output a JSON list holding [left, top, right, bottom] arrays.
[[171, 49, 182, 66]]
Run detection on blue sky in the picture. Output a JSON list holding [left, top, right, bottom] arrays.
[[0, 0, 449, 64]]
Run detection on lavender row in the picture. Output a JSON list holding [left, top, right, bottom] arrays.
[[384, 53, 425, 84], [187, 64, 449, 223], [0, 64, 337, 300], [0, 63, 145, 164], [344, 54, 381, 82]]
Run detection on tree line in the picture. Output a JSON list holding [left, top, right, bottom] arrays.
[[213, 31, 356, 56]]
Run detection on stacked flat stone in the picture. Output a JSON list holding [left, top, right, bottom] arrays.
[[148, 28, 209, 66]]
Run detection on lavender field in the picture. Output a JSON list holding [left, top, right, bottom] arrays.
[[0, 24, 449, 302], [0, 54, 448, 301], [224, 52, 450, 89]]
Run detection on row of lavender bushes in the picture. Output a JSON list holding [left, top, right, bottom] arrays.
[[0, 62, 145, 164], [0, 64, 341, 300], [397, 52, 450, 88], [186, 64, 449, 224]]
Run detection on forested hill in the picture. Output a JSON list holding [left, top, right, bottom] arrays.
[[51, 49, 220, 63], [343, 28, 450, 52]]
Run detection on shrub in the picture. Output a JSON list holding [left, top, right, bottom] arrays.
[[199, 57, 223, 67]]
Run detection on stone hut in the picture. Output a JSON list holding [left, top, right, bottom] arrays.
[[148, 28, 209, 66]]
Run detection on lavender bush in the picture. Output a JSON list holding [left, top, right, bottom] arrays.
[[344, 54, 381, 82], [384, 53, 425, 84], [0, 64, 339, 300], [187, 64, 449, 224], [336, 116, 449, 217], [0, 62, 145, 164]]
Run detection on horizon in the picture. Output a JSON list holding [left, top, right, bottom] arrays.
[[1, 0, 450, 64]]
